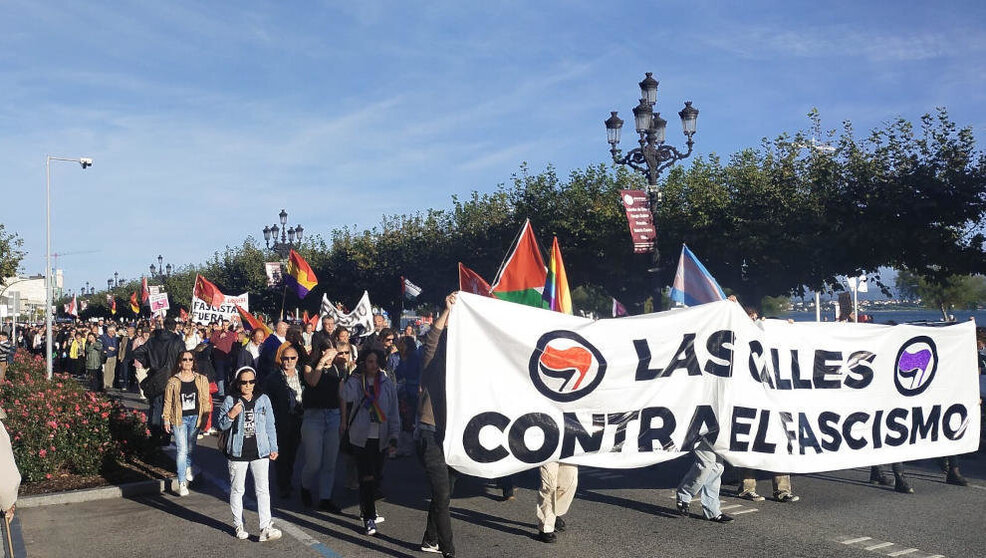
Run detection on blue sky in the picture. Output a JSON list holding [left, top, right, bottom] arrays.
[[2, 0, 985, 294]]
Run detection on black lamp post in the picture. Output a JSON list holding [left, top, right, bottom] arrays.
[[114, 271, 119, 287], [605, 72, 699, 310], [149, 255, 172, 281], [262, 209, 304, 259], [107, 278, 113, 290]]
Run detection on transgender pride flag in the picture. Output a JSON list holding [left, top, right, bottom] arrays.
[[670, 244, 727, 307]]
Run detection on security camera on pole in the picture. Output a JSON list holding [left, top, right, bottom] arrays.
[[45, 155, 93, 379]]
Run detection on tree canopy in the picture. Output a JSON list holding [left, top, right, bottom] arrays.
[[65, 108, 986, 320]]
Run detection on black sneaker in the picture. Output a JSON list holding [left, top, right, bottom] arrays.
[[675, 497, 689, 517], [502, 487, 515, 501], [554, 516, 566, 532], [869, 468, 893, 486], [710, 514, 734, 523], [300, 488, 313, 507], [946, 471, 969, 487], [318, 499, 341, 514], [536, 531, 557, 543], [894, 479, 914, 494]]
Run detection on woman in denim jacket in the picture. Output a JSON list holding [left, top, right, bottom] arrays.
[[219, 366, 282, 542]]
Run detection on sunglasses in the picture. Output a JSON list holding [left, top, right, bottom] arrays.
[[180, 357, 194, 361], [241, 379, 256, 385], [384, 337, 395, 342], [283, 356, 298, 361]]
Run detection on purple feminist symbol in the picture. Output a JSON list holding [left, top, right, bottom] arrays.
[[897, 348, 932, 388]]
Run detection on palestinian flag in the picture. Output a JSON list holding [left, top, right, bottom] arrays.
[[490, 219, 547, 308], [130, 292, 140, 314]]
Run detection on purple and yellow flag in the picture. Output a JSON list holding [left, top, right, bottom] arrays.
[[286, 249, 318, 298]]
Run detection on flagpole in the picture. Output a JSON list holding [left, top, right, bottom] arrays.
[[280, 284, 287, 322]]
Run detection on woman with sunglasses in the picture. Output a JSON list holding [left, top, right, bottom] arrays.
[[219, 366, 282, 542], [162, 350, 212, 496]]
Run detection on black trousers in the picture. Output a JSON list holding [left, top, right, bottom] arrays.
[[275, 415, 302, 492], [416, 430, 457, 555], [355, 439, 384, 520]]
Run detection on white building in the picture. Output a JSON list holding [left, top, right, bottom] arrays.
[[1, 270, 63, 322]]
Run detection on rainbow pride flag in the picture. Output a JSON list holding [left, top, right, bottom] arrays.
[[286, 249, 318, 298], [542, 236, 572, 315]]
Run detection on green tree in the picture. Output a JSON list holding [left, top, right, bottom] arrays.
[[895, 269, 986, 318], [0, 224, 25, 279]]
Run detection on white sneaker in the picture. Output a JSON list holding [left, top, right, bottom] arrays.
[[185, 468, 194, 483], [360, 515, 385, 524], [235, 525, 249, 540], [259, 525, 282, 542], [178, 482, 189, 497]]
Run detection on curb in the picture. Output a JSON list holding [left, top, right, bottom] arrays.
[[18, 476, 177, 508]]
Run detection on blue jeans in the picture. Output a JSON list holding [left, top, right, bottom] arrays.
[[300, 408, 341, 501], [676, 437, 724, 519], [174, 415, 199, 482]]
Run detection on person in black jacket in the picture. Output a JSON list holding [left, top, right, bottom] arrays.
[[133, 318, 185, 446], [264, 345, 305, 499]]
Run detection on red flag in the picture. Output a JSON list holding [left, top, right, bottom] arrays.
[[307, 312, 320, 330], [235, 305, 271, 338], [180, 308, 189, 321], [458, 263, 493, 297], [302, 310, 310, 324], [141, 277, 149, 304], [193, 274, 226, 307], [130, 292, 140, 314]]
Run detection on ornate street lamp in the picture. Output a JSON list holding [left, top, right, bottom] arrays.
[[605, 72, 700, 310], [263, 209, 304, 259], [107, 278, 113, 290], [149, 256, 172, 281]]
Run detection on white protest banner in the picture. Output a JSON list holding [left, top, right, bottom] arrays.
[[148, 292, 170, 313], [191, 292, 249, 325], [444, 293, 980, 478], [319, 291, 374, 336], [265, 262, 283, 287]]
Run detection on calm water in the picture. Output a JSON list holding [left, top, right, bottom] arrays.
[[781, 308, 986, 325]]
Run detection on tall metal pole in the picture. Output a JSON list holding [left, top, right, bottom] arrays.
[[45, 157, 53, 379]]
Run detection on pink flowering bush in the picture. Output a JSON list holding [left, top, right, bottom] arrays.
[[1, 351, 155, 482]]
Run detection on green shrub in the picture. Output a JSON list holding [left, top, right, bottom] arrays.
[[1, 350, 154, 482]]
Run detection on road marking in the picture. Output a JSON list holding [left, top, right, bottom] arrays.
[[198, 466, 342, 558], [731, 509, 758, 515], [835, 535, 946, 558], [719, 504, 743, 510]]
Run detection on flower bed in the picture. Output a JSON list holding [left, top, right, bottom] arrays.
[[1, 351, 159, 484]]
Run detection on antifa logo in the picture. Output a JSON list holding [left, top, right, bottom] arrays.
[[528, 331, 607, 402], [894, 336, 938, 396]]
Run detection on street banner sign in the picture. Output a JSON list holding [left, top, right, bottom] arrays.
[[619, 189, 656, 253]]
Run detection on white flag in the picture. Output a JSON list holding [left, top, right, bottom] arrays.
[[319, 291, 375, 336], [857, 274, 869, 293], [403, 277, 422, 300]]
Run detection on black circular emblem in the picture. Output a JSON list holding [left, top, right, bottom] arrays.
[[893, 336, 938, 397], [528, 330, 607, 402]]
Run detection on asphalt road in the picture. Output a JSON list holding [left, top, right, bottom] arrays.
[[19, 427, 986, 558]]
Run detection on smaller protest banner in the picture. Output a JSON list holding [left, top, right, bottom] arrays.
[[191, 292, 249, 325], [265, 262, 284, 287], [319, 291, 374, 336], [619, 189, 656, 253], [149, 292, 170, 313]]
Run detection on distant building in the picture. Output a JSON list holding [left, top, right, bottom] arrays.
[[1, 270, 63, 321]]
